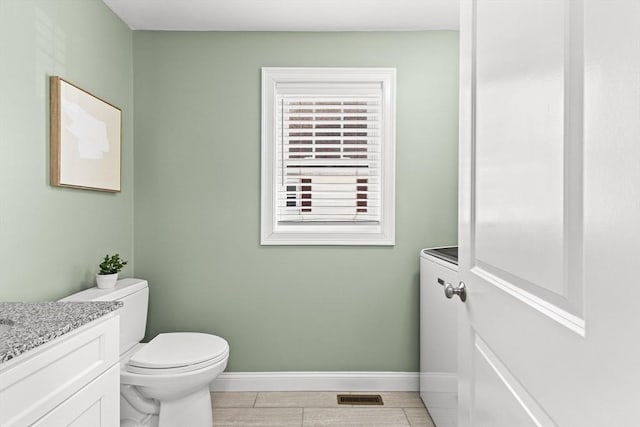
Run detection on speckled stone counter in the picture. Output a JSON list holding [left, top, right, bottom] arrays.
[[0, 301, 122, 364]]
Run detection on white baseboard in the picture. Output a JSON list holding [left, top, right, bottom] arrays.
[[210, 371, 419, 392], [419, 372, 457, 393]]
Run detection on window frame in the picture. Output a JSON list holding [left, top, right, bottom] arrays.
[[261, 67, 396, 245]]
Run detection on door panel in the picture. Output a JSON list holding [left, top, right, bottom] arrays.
[[475, 0, 566, 298], [473, 0, 584, 324], [458, 0, 640, 426], [473, 337, 541, 427]]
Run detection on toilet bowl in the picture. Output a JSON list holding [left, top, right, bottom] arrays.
[[120, 334, 229, 427], [62, 278, 229, 427]]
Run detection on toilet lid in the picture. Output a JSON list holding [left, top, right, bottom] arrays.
[[127, 332, 229, 372]]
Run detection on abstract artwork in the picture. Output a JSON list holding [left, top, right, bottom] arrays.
[[50, 76, 122, 192]]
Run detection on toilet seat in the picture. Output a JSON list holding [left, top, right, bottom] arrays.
[[127, 332, 229, 375]]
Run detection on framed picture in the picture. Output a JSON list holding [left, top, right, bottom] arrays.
[[50, 76, 122, 192]]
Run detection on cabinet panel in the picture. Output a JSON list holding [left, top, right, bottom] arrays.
[[420, 255, 458, 375], [33, 364, 119, 427]]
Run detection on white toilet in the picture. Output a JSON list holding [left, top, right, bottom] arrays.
[[62, 278, 229, 427]]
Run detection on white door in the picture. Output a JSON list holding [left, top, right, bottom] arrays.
[[457, 1, 640, 426]]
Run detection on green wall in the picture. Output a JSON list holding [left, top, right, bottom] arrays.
[[0, 6, 458, 373], [0, 0, 134, 300], [133, 31, 459, 372]]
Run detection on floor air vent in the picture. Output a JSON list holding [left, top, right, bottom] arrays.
[[337, 394, 384, 405]]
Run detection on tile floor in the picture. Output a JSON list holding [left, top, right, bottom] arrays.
[[210, 391, 444, 426]]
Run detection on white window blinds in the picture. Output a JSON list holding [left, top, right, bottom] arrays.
[[276, 96, 381, 223], [261, 67, 395, 245]]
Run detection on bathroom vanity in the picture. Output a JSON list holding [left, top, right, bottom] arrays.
[[0, 301, 121, 426]]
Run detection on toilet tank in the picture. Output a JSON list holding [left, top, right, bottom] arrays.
[[61, 278, 149, 355]]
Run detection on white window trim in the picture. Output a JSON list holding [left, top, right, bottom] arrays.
[[261, 67, 396, 245]]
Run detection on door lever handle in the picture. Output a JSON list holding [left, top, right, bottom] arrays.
[[445, 281, 467, 302]]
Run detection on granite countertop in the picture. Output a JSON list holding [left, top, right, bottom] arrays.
[[0, 301, 122, 364]]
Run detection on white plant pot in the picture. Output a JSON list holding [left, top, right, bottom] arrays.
[[96, 273, 119, 289]]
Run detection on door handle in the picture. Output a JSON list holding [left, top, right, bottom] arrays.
[[444, 281, 467, 302]]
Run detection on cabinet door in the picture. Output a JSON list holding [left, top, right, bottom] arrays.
[[33, 364, 119, 427]]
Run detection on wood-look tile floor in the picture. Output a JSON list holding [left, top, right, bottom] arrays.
[[211, 391, 437, 426]]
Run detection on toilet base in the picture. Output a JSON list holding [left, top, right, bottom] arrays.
[[121, 386, 213, 427], [120, 393, 157, 427], [158, 387, 213, 427]]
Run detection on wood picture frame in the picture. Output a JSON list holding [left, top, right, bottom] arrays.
[[50, 76, 122, 192]]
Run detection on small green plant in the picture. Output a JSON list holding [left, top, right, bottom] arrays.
[[98, 254, 128, 275]]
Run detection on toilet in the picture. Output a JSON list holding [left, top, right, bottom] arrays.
[[62, 278, 229, 427]]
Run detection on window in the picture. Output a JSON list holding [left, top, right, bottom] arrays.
[[261, 68, 396, 245]]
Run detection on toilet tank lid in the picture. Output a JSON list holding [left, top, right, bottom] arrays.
[[60, 278, 148, 302]]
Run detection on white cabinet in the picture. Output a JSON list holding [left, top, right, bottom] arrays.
[[0, 314, 120, 427], [420, 248, 458, 427], [32, 365, 119, 427]]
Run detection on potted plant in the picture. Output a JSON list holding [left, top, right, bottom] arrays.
[[96, 254, 128, 289]]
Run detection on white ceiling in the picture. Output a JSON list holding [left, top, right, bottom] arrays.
[[102, 0, 459, 31]]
